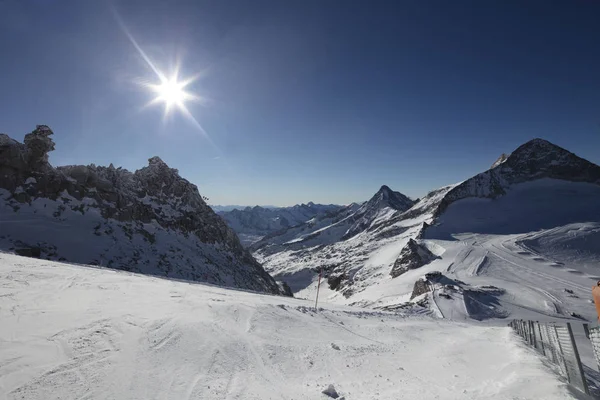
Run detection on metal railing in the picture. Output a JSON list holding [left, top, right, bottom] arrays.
[[509, 319, 589, 396]]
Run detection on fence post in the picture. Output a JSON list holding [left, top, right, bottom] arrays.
[[566, 322, 590, 395], [520, 320, 525, 338], [544, 324, 557, 364], [536, 321, 545, 356], [552, 324, 568, 379]]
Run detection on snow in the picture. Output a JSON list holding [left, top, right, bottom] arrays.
[[271, 179, 600, 331], [0, 253, 574, 399], [427, 179, 600, 238], [220, 203, 342, 246], [0, 189, 275, 293]]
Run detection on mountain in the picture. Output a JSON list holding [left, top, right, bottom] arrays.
[[0, 125, 288, 295], [218, 202, 343, 246], [251, 185, 415, 257], [427, 138, 600, 237], [250, 202, 362, 255], [342, 185, 415, 240], [254, 185, 418, 292], [210, 205, 248, 212], [211, 205, 279, 212], [255, 138, 600, 319]]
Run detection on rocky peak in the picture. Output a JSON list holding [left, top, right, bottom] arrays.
[[434, 138, 600, 218], [500, 138, 600, 184], [0, 125, 59, 191], [341, 186, 415, 240], [491, 153, 509, 169], [368, 185, 414, 212], [24, 125, 55, 171], [0, 125, 287, 295]]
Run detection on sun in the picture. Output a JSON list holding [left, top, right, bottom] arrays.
[[147, 73, 197, 115]]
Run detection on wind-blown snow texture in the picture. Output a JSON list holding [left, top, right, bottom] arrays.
[[218, 202, 343, 246], [257, 139, 600, 324], [0, 253, 574, 400], [0, 125, 285, 295]]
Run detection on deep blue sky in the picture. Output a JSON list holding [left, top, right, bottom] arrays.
[[1, 1, 599, 206]]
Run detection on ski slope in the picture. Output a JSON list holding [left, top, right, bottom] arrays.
[[0, 253, 574, 399], [287, 180, 600, 327]]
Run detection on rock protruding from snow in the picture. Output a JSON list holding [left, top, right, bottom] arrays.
[[491, 153, 510, 169], [390, 239, 438, 278], [322, 384, 340, 398], [0, 126, 288, 295], [410, 278, 431, 300]]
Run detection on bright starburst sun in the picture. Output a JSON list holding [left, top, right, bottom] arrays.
[[147, 72, 198, 116], [111, 7, 210, 136]]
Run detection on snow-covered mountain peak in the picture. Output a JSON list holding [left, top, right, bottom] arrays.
[[366, 184, 414, 212], [434, 138, 600, 219], [500, 137, 600, 181], [507, 138, 578, 167]]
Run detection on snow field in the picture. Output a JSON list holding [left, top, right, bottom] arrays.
[[0, 253, 574, 399]]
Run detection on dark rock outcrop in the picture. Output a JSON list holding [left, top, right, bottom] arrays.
[[0, 125, 288, 295], [410, 278, 430, 300], [491, 153, 509, 169], [390, 239, 438, 278], [327, 272, 346, 290]]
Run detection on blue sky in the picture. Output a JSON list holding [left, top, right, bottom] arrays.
[[1, 1, 599, 206]]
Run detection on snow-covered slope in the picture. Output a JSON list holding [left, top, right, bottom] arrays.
[[258, 139, 600, 319], [435, 138, 600, 218], [218, 202, 343, 246], [250, 202, 361, 253], [0, 125, 285, 295], [255, 184, 448, 296], [0, 253, 574, 400]]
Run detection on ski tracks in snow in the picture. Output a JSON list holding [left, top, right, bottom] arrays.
[[9, 319, 123, 400]]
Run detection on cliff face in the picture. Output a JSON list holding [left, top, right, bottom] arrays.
[[0, 125, 287, 295]]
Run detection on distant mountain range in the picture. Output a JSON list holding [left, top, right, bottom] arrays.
[[211, 205, 279, 213], [217, 202, 343, 246]]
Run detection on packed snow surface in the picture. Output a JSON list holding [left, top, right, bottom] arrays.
[[0, 253, 574, 399]]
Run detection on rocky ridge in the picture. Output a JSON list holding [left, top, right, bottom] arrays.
[[0, 125, 286, 295]]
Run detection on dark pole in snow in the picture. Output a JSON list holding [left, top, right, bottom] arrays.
[[315, 267, 322, 311]]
